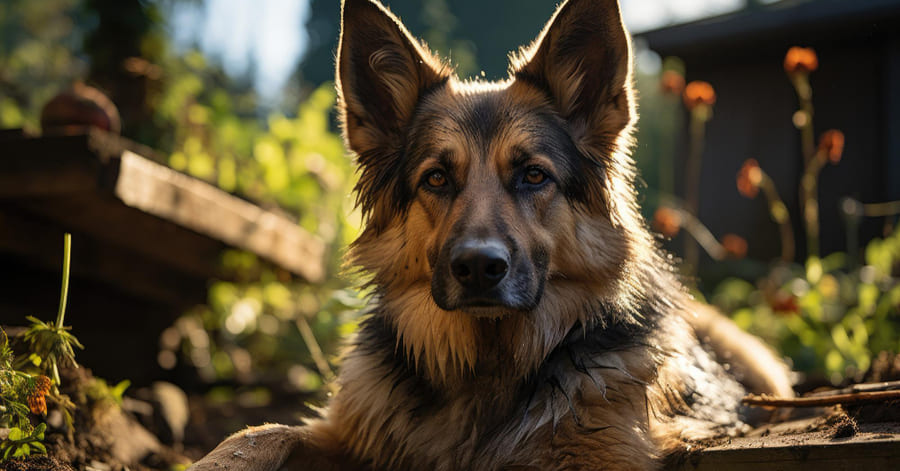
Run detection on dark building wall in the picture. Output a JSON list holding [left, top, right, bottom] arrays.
[[645, 0, 900, 264]]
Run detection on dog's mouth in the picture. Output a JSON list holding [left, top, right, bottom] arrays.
[[431, 238, 546, 316]]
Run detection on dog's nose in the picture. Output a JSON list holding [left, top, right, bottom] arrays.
[[450, 239, 510, 292]]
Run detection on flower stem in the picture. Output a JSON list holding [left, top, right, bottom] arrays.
[[758, 173, 795, 262], [791, 74, 815, 165], [684, 105, 710, 273], [56, 234, 71, 330], [295, 316, 337, 395], [675, 208, 726, 261], [863, 200, 900, 217], [800, 154, 825, 258]]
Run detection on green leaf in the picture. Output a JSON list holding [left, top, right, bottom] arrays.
[[33, 422, 46, 439], [820, 252, 847, 273], [111, 380, 131, 400], [12, 443, 29, 458], [7, 427, 25, 441]]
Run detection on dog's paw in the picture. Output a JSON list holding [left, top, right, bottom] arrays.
[[189, 424, 307, 471]]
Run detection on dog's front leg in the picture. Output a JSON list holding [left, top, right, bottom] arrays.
[[188, 424, 307, 471], [189, 423, 361, 471]]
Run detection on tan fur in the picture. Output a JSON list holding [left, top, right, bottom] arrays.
[[189, 1, 794, 470]]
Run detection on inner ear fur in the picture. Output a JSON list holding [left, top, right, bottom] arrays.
[[336, 0, 450, 157], [510, 0, 635, 153]]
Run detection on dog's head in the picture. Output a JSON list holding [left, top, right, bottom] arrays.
[[339, 0, 665, 378]]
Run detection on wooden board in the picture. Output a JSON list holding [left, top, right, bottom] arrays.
[[0, 129, 324, 283], [670, 417, 900, 470]]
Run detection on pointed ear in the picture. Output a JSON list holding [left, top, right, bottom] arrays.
[[511, 0, 634, 151], [337, 0, 450, 156]]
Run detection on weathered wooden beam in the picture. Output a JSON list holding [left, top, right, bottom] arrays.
[[0, 129, 325, 282], [114, 150, 325, 282], [0, 209, 208, 307], [669, 419, 900, 470]]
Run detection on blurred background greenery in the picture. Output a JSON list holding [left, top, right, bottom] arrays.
[[0, 0, 897, 409]]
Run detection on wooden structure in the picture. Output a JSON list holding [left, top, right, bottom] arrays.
[[641, 0, 900, 265], [0, 128, 324, 383], [670, 415, 900, 470]]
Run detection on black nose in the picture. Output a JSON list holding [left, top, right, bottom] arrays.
[[450, 239, 510, 292]]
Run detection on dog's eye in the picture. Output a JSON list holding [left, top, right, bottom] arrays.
[[523, 167, 548, 186], [425, 170, 448, 188]]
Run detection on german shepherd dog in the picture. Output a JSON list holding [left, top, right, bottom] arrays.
[[190, 0, 794, 469]]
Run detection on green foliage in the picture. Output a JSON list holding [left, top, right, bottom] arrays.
[[22, 317, 84, 386], [713, 227, 900, 384], [0, 329, 52, 462], [0, 0, 88, 130], [153, 51, 363, 386], [0, 330, 35, 432], [86, 378, 131, 408], [1, 424, 47, 461]]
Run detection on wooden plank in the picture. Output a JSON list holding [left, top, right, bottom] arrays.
[[115, 150, 325, 282], [675, 438, 900, 471], [670, 420, 900, 470], [0, 130, 325, 282], [0, 134, 101, 197], [0, 209, 208, 307], [15, 194, 228, 279]]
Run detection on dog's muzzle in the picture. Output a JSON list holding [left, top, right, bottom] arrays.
[[450, 239, 510, 295], [432, 235, 543, 314]]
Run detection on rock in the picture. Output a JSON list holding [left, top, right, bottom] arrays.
[[133, 381, 190, 446]]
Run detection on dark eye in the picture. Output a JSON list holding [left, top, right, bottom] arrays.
[[523, 167, 548, 186], [425, 170, 448, 188]]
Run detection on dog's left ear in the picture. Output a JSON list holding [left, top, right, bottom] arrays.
[[336, 0, 450, 157], [511, 0, 634, 151]]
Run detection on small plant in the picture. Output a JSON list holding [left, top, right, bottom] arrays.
[[20, 233, 84, 388], [1, 233, 83, 461], [0, 424, 47, 460], [0, 328, 52, 460]]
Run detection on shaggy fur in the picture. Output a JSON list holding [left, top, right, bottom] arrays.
[[189, 0, 794, 470]]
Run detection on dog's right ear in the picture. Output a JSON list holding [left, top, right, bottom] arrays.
[[337, 0, 449, 157]]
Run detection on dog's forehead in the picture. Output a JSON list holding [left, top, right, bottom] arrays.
[[411, 81, 558, 160]]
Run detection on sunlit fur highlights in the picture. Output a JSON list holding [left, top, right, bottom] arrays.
[[189, 1, 795, 470]]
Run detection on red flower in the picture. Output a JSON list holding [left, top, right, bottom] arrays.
[[660, 70, 685, 96], [683, 81, 716, 110], [737, 159, 763, 198], [818, 130, 845, 164], [652, 207, 681, 237], [721, 234, 748, 259], [784, 47, 818, 75]]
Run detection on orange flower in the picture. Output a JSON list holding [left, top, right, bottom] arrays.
[[818, 129, 845, 164], [28, 394, 47, 415], [27, 375, 52, 415], [784, 47, 818, 75], [652, 207, 681, 237], [660, 70, 685, 96], [771, 293, 799, 315], [33, 375, 52, 395], [721, 234, 748, 259], [736, 159, 763, 198], [683, 81, 716, 110]]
